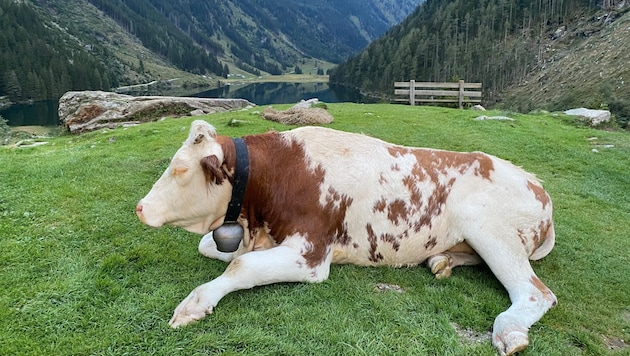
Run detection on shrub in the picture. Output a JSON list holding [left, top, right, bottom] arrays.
[[0, 115, 10, 145], [608, 99, 630, 129]]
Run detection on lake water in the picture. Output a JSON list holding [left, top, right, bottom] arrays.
[[1, 82, 374, 127]]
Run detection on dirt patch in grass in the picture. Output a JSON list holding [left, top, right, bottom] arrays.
[[602, 335, 628, 351], [450, 322, 492, 345], [374, 283, 405, 293]]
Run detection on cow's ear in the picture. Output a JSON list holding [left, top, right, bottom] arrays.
[[200, 155, 227, 185]]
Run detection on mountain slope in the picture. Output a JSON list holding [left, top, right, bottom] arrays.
[[500, 8, 630, 117], [0, 0, 115, 102], [0, 0, 422, 104], [83, 0, 423, 71], [330, 0, 630, 121]]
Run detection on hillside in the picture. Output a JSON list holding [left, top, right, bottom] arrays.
[[330, 0, 630, 127], [0, 0, 423, 104], [500, 7, 630, 117]]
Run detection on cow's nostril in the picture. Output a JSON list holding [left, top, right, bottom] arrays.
[[135, 204, 143, 214]]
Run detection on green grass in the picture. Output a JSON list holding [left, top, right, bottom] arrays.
[[1, 104, 629, 355]]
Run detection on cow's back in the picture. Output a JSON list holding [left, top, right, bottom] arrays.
[[282, 127, 553, 267]]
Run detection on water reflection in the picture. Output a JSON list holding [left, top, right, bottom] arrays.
[[1, 101, 60, 127], [193, 82, 373, 105], [1, 82, 374, 127]]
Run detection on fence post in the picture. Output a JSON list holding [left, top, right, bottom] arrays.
[[458, 80, 464, 109], [409, 80, 415, 106]]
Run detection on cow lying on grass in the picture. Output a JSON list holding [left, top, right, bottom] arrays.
[[136, 120, 556, 356]]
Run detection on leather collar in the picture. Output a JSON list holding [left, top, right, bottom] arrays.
[[224, 137, 249, 223]]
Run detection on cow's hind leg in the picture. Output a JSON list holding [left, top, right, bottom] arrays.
[[169, 239, 332, 328], [465, 232, 557, 356], [426, 241, 482, 279]]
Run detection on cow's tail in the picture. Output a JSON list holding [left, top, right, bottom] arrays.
[[529, 222, 555, 260]]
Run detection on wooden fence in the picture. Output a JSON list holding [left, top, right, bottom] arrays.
[[394, 80, 482, 109]]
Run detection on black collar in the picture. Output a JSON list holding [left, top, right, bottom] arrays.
[[224, 137, 249, 223]]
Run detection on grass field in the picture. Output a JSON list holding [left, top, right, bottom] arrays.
[[1, 104, 629, 355]]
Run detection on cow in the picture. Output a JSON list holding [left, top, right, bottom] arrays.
[[136, 120, 557, 356]]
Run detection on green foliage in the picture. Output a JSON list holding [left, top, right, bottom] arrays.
[[330, 0, 593, 102], [87, 0, 224, 76], [1, 104, 629, 355], [0, 0, 115, 103], [0, 115, 9, 144], [609, 99, 630, 129]]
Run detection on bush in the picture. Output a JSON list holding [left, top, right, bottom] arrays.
[[608, 99, 630, 129], [0, 115, 10, 145]]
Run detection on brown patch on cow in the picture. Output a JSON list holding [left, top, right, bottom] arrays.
[[378, 173, 388, 185], [527, 181, 551, 209], [366, 224, 384, 262], [425, 236, 437, 250], [412, 150, 494, 182], [323, 186, 353, 246], [387, 199, 409, 225], [387, 146, 410, 158], [373, 198, 387, 213], [380, 233, 400, 251], [402, 175, 422, 206], [473, 154, 495, 181], [251, 224, 277, 251], [235, 132, 351, 268], [530, 219, 552, 251], [416, 177, 456, 231], [517, 229, 527, 248], [530, 276, 557, 306]]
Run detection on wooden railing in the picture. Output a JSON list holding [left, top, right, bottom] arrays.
[[394, 80, 482, 109]]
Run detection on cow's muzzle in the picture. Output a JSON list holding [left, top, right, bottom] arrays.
[[135, 201, 162, 227]]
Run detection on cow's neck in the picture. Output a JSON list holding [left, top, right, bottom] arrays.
[[224, 137, 250, 223]]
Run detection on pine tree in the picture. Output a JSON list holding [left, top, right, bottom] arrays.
[[3, 70, 22, 102]]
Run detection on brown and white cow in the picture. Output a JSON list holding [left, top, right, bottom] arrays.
[[136, 120, 556, 356]]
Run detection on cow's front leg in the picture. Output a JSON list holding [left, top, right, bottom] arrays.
[[198, 232, 237, 262], [169, 241, 332, 328]]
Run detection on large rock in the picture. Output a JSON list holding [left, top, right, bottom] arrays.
[[564, 108, 611, 127], [59, 91, 253, 133], [262, 107, 334, 125]]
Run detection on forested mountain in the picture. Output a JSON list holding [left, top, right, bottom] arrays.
[[0, 0, 116, 103], [0, 0, 422, 104], [330, 0, 630, 114]]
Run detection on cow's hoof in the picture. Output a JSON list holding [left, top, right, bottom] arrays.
[[168, 292, 214, 328], [493, 330, 529, 356], [428, 255, 452, 279]]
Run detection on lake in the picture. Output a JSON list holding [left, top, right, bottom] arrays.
[[1, 82, 375, 127]]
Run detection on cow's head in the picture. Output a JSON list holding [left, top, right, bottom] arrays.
[[136, 120, 233, 234]]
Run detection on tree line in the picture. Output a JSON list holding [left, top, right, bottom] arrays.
[[330, 0, 598, 103], [87, 0, 225, 76], [0, 0, 115, 103]]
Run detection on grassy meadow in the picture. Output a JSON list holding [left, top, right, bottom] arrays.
[[1, 104, 629, 355]]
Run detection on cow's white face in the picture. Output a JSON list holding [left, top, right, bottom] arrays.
[[136, 120, 232, 234]]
